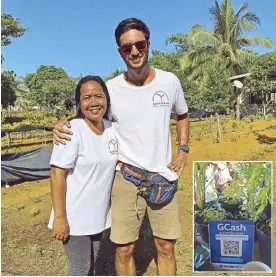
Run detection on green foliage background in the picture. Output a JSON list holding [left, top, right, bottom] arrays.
[[1, 0, 275, 121]]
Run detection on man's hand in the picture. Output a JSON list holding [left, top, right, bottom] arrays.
[[52, 216, 70, 242], [53, 120, 72, 145], [168, 151, 188, 176]]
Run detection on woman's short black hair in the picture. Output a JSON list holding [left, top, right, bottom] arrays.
[[115, 18, 150, 46], [75, 75, 110, 120]]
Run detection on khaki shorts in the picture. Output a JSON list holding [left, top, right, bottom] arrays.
[[110, 171, 182, 244]]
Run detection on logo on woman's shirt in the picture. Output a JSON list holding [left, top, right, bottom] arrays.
[[152, 91, 169, 107], [108, 139, 118, 155]]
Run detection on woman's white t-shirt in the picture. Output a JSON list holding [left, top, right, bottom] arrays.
[[48, 118, 118, 235]]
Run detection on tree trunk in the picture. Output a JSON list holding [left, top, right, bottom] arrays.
[[263, 102, 267, 119], [216, 113, 221, 143], [263, 91, 267, 119], [236, 94, 241, 120], [234, 87, 241, 120], [210, 115, 213, 132]]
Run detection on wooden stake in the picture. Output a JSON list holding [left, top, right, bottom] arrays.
[[216, 114, 222, 143]]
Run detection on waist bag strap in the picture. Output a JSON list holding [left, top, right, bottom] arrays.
[[118, 162, 159, 219]]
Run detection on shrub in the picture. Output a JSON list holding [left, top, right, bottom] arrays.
[[248, 115, 256, 122], [222, 126, 228, 133], [33, 196, 42, 203], [197, 207, 227, 224], [256, 113, 263, 120], [232, 122, 238, 131], [14, 203, 26, 211], [265, 124, 276, 130], [30, 207, 41, 217], [267, 113, 274, 121]]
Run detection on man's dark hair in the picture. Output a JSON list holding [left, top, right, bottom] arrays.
[[115, 18, 150, 46], [75, 75, 110, 120]]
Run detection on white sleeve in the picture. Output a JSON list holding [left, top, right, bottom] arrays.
[[108, 107, 115, 122], [172, 76, 188, 115], [106, 81, 115, 122], [50, 125, 79, 169]]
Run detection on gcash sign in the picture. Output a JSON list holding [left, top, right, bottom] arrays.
[[217, 223, 246, 232], [209, 220, 254, 271]]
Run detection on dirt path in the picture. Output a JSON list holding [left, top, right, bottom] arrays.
[[2, 119, 276, 275]]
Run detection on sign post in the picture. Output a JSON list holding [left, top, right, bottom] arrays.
[[209, 220, 254, 271]]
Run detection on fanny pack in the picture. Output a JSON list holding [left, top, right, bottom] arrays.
[[120, 162, 178, 205]]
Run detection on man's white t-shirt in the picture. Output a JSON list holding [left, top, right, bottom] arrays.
[[106, 68, 188, 181], [48, 118, 118, 235]]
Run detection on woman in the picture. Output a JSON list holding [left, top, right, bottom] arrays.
[[211, 162, 233, 196], [48, 75, 118, 276]]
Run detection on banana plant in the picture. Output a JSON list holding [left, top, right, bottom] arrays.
[[235, 162, 272, 222], [194, 162, 209, 211]]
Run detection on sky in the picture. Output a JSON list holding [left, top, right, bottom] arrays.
[[2, 0, 276, 79]]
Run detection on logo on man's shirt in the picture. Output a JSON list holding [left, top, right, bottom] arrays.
[[152, 91, 169, 107], [108, 139, 118, 155]]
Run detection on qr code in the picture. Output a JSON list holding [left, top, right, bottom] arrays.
[[221, 240, 241, 257]]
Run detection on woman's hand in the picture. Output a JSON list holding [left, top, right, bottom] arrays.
[[52, 216, 70, 242], [53, 120, 73, 145]]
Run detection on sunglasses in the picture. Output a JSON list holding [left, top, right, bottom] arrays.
[[119, 40, 148, 55]]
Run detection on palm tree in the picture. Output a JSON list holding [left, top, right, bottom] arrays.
[[181, 0, 274, 119], [181, 0, 274, 78]]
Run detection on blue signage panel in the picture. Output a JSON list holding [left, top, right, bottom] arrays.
[[209, 220, 254, 271]]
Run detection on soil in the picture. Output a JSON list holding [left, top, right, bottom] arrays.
[[257, 221, 271, 238], [2, 119, 276, 276]]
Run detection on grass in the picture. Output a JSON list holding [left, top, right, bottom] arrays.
[[25, 244, 43, 257], [14, 203, 26, 211], [44, 254, 67, 269], [2, 118, 276, 276], [22, 244, 67, 275], [33, 196, 42, 203], [30, 207, 41, 217], [178, 184, 184, 190], [265, 124, 276, 130]]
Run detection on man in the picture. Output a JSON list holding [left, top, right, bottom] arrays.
[[53, 18, 189, 276]]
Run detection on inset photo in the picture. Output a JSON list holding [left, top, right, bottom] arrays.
[[193, 161, 272, 273]]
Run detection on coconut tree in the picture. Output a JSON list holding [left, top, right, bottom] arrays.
[[181, 0, 273, 77], [180, 0, 274, 119]]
